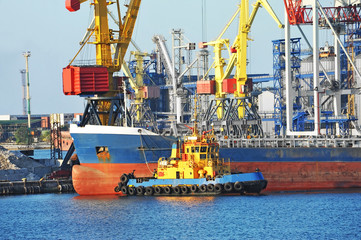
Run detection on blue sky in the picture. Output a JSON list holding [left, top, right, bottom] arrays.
[[0, 0, 334, 115]]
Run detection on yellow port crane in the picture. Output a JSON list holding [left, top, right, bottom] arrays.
[[64, 0, 141, 124], [203, 0, 283, 119], [235, 0, 283, 118], [121, 51, 150, 121], [66, 0, 140, 72]]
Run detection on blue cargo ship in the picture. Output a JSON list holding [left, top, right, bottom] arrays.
[[70, 123, 361, 195]]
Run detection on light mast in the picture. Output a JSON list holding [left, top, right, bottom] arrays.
[[23, 51, 31, 143]]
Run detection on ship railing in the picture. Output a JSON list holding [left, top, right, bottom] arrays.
[[218, 136, 361, 148]]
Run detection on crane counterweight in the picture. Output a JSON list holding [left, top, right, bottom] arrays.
[[65, 0, 81, 12]]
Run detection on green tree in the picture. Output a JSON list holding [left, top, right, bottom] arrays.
[[15, 126, 30, 144], [41, 130, 51, 143], [0, 125, 3, 142]]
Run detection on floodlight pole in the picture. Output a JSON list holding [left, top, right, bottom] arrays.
[[23, 51, 31, 143]]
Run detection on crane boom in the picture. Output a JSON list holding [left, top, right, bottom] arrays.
[[113, 0, 141, 68], [234, 0, 283, 118], [64, 0, 141, 89], [63, 0, 142, 126], [203, 0, 283, 119], [235, 0, 283, 90]]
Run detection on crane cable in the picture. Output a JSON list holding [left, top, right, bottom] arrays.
[[139, 132, 155, 174], [68, 30, 95, 67]]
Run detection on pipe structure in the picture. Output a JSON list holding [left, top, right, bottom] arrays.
[[285, 1, 319, 136], [285, 0, 361, 136], [171, 30, 183, 124], [312, 0, 321, 135], [152, 35, 176, 81], [317, 0, 361, 81], [334, 0, 342, 135]]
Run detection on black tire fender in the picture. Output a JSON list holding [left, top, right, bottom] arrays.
[[207, 184, 215, 192], [154, 186, 162, 194], [181, 186, 188, 194], [234, 181, 244, 191], [214, 183, 223, 193], [190, 185, 198, 193], [224, 182, 233, 192], [164, 186, 172, 194], [128, 187, 136, 195], [120, 174, 129, 184], [136, 186, 144, 195], [121, 186, 128, 194], [173, 186, 181, 194], [114, 186, 120, 192], [145, 187, 154, 196], [199, 184, 207, 193]]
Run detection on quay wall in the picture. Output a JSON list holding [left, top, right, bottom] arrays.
[[0, 179, 74, 195]]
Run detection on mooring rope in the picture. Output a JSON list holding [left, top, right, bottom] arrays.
[[139, 132, 154, 174]]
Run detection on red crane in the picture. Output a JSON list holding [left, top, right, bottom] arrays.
[[284, 0, 361, 25]]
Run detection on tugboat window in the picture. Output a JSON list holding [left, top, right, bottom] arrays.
[[201, 147, 207, 152]]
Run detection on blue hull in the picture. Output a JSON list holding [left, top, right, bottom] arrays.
[[71, 125, 174, 164], [128, 172, 266, 187], [71, 127, 361, 164], [220, 147, 361, 162], [119, 172, 268, 195]]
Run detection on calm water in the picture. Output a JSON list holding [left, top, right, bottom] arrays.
[[0, 192, 360, 240], [31, 149, 68, 159]]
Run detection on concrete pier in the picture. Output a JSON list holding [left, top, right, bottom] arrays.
[[0, 179, 74, 195]]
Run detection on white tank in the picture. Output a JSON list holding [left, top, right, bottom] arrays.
[[335, 0, 361, 7]]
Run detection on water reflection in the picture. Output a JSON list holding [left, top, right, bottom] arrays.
[[154, 196, 216, 207], [1, 192, 360, 240], [73, 195, 122, 201], [72, 194, 220, 210]]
